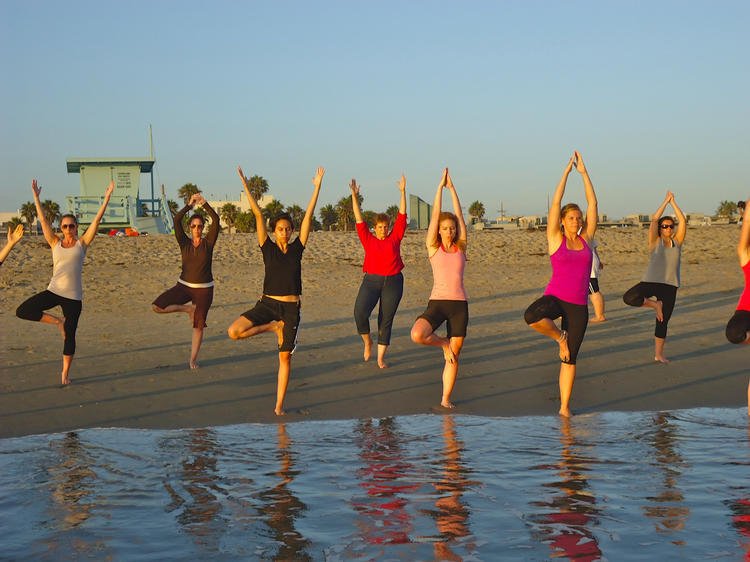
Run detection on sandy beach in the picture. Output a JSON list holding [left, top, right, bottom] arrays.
[[1, 226, 747, 439]]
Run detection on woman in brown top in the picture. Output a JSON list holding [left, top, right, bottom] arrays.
[[152, 193, 220, 369]]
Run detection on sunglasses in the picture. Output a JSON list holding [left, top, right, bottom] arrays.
[[61, 223, 77, 230], [190, 223, 204, 229], [660, 224, 675, 230]]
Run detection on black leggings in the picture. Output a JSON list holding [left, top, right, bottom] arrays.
[[354, 272, 404, 345], [726, 310, 750, 344], [623, 282, 677, 339], [16, 290, 82, 355], [524, 295, 588, 365]]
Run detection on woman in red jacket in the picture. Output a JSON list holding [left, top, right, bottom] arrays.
[[351, 175, 407, 368]]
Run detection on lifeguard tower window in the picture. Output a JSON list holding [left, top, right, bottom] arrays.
[[66, 157, 173, 234]]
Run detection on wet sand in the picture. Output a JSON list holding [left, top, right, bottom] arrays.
[[1, 227, 747, 438]]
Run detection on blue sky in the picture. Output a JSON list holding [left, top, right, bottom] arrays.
[[1, 0, 747, 219]]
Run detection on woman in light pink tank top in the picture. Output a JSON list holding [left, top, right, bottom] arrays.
[[411, 168, 468, 409], [15, 179, 114, 386], [523, 152, 599, 418]]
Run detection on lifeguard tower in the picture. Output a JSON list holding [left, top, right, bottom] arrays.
[[66, 156, 173, 234]]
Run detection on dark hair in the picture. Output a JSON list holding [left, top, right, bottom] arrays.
[[270, 212, 294, 231], [375, 213, 390, 225], [60, 214, 78, 226], [189, 214, 205, 226], [658, 216, 675, 228]]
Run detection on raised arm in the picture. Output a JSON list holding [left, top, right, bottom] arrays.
[[238, 166, 267, 246], [0, 223, 24, 263], [669, 193, 687, 246], [173, 198, 193, 242], [350, 179, 364, 223], [426, 169, 448, 251], [80, 181, 114, 248], [398, 174, 407, 215], [574, 151, 598, 241], [649, 192, 673, 250], [547, 155, 575, 250], [199, 196, 220, 244], [298, 166, 325, 247], [738, 197, 750, 266], [31, 180, 58, 248], [445, 170, 467, 249]]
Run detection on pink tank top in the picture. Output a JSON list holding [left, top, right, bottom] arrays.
[[737, 261, 750, 312], [544, 236, 592, 306], [429, 245, 467, 301]]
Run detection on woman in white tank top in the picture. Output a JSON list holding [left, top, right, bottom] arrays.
[[15, 179, 114, 385], [411, 168, 468, 409]]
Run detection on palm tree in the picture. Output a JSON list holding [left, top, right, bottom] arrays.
[[263, 200, 285, 221], [468, 200, 485, 224], [7, 217, 23, 232], [386, 205, 399, 223], [335, 194, 361, 232], [235, 211, 256, 233], [177, 183, 201, 205], [220, 203, 240, 233], [20, 201, 36, 234], [363, 210, 377, 229], [247, 175, 269, 202], [320, 204, 338, 231], [41, 200, 60, 228], [167, 199, 179, 215], [286, 204, 305, 229]]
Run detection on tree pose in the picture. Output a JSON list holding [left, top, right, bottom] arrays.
[[725, 196, 750, 415], [524, 152, 598, 417], [351, 174, 407, 368], [16, 179, 114, 385], [152, 193, 220, 369], [228, 166, 325, 415], [410, 168, 468, 408], [0, 223, 24, 265], [622, 191, 686, 363]]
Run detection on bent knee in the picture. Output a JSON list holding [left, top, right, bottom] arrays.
[[726, 327, 748, 345], [227, 327, 241, 339], [411, 328, 426, 344]]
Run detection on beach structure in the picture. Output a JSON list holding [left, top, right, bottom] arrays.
[[409, 194, 432, 229], [65, 157, 173, 234]]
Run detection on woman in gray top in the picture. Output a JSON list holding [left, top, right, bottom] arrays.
[[623, 191, 686, 363]]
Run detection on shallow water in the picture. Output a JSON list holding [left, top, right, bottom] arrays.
[[1, 409, 749, 560]]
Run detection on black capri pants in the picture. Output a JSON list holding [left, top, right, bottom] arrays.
[[16, 290, 82, 356], [726, 310, 750, 344], [623, 282, 677, 339], [524, 295, 588, 365], [354, 272, 404, 345]]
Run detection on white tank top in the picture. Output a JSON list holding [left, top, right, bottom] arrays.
[[47, 240, 85, 300]]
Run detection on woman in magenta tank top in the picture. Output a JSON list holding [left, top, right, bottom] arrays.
[[524, 152, 598, 417], [724, 196, 750, 415], [411, 168, 468, 409]]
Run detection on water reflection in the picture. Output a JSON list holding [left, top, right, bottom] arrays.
[[164, 429, 228, 553], [641, 413, 690, 538], [724, 426, 750, 559], [256, 424, 311, 560], [529, 417, 603, 561], [350, 417, 417, 548], [42, 431, 109, 558], [429, 415, 474, 560]]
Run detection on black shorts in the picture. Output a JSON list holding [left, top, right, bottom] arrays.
[[588, 278, 600, 294], [153, 283, 213, 328], [417, 299, 468, 338], [726, 309, 750, 344], [242, 296, 301, 352], [524, 295, 588, 365]]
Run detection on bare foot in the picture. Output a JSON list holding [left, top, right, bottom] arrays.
[[61, 374, 70, 386], [274, 407, 287, 416], [558, 331, 570, 362], [655, 300, 664, 322], [271, 320, 285, 348], [591, 316, 607, 322], [654, 354, 670, 364], [442, 343, 455, 364], [190, 360, 199, 370], [363, 338, 372, 362], [441, 400, 455, 409], [558, 407, 572, 417], [378, 359, 389, 369]]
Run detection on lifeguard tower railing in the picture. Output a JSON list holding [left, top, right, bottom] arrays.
[[66, 157, 173, 234]]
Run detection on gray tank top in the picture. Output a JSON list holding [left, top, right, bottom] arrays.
[[642, 239, 681, 287]]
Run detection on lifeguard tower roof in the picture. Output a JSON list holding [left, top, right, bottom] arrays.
[[66, 157, 155, 174]]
